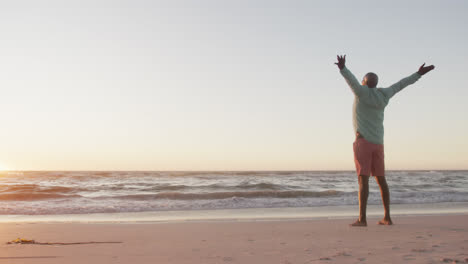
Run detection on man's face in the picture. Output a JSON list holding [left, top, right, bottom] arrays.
[[362, 73, 378, 88]]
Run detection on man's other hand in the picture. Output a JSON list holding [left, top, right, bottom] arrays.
[[417, 63, 435, 75], [335, 55, 346, 70]]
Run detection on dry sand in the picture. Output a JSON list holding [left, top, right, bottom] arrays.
[[0, 214, 467, 264]]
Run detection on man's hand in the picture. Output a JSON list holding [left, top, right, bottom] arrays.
[[335, 55, 346, 70], [417, 63, 435, 75]]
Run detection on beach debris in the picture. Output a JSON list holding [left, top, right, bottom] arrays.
[[6, 238, 122, 246], [7, 238, 35, 244]]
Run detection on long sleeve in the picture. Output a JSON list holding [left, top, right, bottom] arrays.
[[340, 67, 364, 96], [380, 72, 421, 99]]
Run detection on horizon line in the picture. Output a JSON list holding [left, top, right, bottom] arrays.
[[2, 169, 467, 172]]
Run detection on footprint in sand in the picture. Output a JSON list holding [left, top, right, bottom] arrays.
[[440, 257, 460, 263], [411, 248, 433, 253], [357, 257, 366, 262], [223, 256, 234, 262], [334, 251, 352, 257], [402, 254, 415, 260]]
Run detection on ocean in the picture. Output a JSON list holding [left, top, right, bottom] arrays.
[[0, 170, 467, 217]]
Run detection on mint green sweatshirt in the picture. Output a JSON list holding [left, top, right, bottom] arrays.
[[340, 67, 421, 145]]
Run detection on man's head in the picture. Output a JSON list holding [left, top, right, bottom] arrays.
[[362, 72, 378, 88]]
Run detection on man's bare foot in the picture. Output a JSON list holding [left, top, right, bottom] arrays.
[[350, 219, 367, 227], [377, 218, 393, 225]]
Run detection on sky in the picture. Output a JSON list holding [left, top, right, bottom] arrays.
[[0, 0, 467, 171]]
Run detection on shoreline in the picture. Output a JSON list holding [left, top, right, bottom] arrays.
[[1, 202, 467, 223]]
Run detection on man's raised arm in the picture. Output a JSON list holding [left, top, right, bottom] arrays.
[[335, 55, 364, 96], [381, 63, 435, 99]]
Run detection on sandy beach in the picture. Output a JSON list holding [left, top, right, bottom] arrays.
[[1, 214, 467, 264]]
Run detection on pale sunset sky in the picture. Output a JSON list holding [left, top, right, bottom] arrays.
[[0, 0, 467, 171]]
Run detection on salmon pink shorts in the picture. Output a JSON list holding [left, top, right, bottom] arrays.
[[353, 137, 385, 177]]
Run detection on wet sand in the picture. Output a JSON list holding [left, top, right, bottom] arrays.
[[1, 214, 467, 263]]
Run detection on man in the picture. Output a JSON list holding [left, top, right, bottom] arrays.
[[335, 55, 434, 226]]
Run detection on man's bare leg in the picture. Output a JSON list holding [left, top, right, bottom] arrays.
[[351, 175, 369, 227], [375, 176, 393, 225]]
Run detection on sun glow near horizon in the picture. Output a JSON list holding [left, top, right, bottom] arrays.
[[0, 163, 9, 172]]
